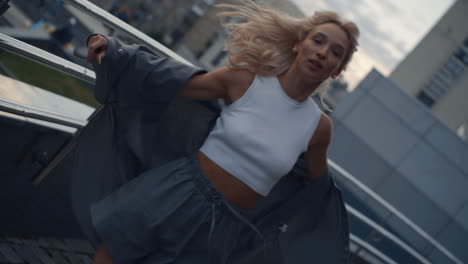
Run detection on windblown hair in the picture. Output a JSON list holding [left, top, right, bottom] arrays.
[[216, 0, 360, 108]]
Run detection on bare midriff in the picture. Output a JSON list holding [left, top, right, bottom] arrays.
[[197, 151, 263, 210]]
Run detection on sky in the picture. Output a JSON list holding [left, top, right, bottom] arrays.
[[292, 0, 456, 90]]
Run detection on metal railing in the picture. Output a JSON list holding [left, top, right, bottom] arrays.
[[347, 205, 430, 263], [0, 1, 462, 263], [329, 159, 463, 264], [63, 0, 191, 65], [349, 233, 398, 264], [0, 97, 87, 129], [0, 32, 95, 84]]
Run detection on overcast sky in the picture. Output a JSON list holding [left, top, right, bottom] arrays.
[[292, 0, 456, 89]]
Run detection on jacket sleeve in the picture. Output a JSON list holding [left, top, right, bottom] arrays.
[[86, 34, 207, 108]]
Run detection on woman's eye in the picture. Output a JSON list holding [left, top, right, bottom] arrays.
[[313, 39, 322, 44], [333, 50, 342, 57]]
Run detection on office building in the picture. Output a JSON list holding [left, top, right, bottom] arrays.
[[330, 69, 468, 263], [389, 0, 468, 141]]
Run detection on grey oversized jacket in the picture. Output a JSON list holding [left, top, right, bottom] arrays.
[[70, 35, 350, 263]]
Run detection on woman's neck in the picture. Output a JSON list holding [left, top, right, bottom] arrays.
[[277, 67, 322, 103]]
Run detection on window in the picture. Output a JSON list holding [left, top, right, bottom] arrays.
[[420, 40, 468, 110], [457, 122, 467, 141], [170, 30, 183, 45], [191, 5, 204, 16], [438, 67, 453, 81], [454, 48, 468, 67], [211, 50, 227, 66], [433, 71, 451, 87], [426, 80, 445, 98], [416, 90, 435, 108], [445, 57, 465, 79]]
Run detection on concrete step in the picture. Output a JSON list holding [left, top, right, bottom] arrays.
[[0, 235, 94, 264]]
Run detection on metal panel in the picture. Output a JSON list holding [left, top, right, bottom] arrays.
[[329, 159, 463, 263]]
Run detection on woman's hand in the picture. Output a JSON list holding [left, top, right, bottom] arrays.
[[87, 35, 108, 64]]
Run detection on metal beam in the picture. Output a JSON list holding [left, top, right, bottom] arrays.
[[63, 0, 192, 65], [0, 98, 86, 129], [0, 32, 96, 84], [349, 233, 398, 264], [347, 205, 431, 264]]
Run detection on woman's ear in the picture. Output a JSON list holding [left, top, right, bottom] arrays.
[[293, 42, 302, 53], [292, 45, 298, 53], [331, 66, 343, 79]]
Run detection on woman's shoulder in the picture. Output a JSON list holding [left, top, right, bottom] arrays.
[[217, 68, 256, 105], [220, 68, 256, 88]]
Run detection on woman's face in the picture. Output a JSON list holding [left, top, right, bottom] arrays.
[[295, 23, 349, 82]]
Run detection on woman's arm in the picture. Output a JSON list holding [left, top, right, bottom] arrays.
[[304, 113, 333, 181], [177, 67, 230, 100], [177, 67, 255, 102], [85, 34, 207, 107], [86, 35, 254, 104]]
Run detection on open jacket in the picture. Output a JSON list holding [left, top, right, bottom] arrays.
[[70, 35, 351, 263]]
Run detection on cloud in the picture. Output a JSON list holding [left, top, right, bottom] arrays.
[[342, 49, 390, 90], [291, 0, 455, 89], [329, 1, 407, 69], [292, 0, 407, 68]]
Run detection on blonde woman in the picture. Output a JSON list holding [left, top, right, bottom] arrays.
[[84, 0, 359, 263]]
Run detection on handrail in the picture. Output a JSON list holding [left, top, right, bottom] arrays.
[[0, 98, 87, 129], [328, 159, 463, 264], [349, 233, 398, 264], [346, 205, 430, 263], [62, 0, 192, 65], [0, 33, 95, 84]]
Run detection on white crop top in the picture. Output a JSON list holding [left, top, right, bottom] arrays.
[[199, 75, 321, 196]]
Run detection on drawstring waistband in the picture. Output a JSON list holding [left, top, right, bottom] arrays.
[[208, 203, 216, 263], [189, 153, 267, 262], [207, 198, 267, 263], [221, 199, 267, 256]]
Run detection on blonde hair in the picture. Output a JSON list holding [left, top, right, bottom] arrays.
[[217, 0, 360, 109]]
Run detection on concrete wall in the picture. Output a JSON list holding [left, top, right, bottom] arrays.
[[330, 69, 468, 262]]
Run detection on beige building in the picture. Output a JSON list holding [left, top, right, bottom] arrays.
[[389, 0, 468, 141], [178, 0, 305, 69]]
